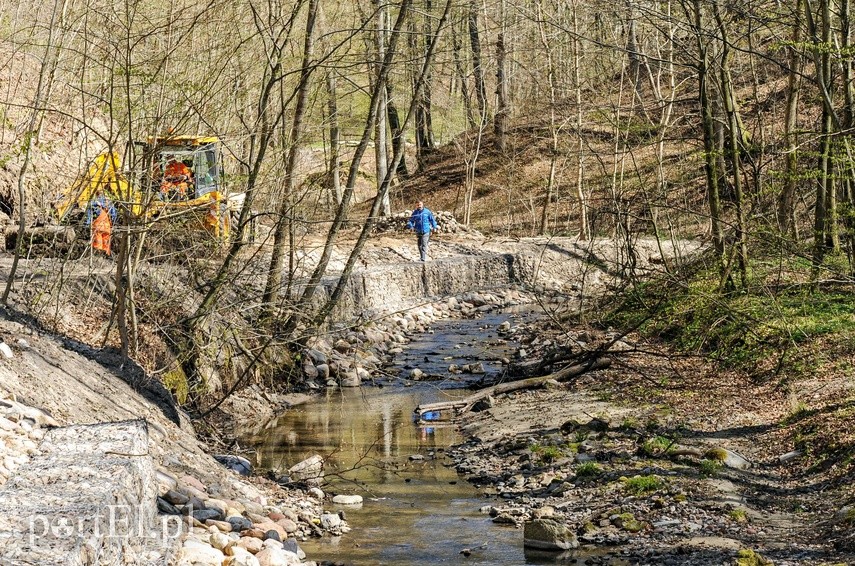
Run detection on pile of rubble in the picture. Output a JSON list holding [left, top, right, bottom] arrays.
[[372, 210, 479, 235]]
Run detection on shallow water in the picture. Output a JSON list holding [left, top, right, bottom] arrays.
[[249, 311, 607, 565]]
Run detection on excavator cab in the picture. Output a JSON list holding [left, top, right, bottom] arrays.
[[148, 136, 223, 202], [143, 135, 231, 240]]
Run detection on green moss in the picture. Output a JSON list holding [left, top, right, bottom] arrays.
[[575, 461, 602, 477], [700, 458, 723, 476], [581, 520, 598, 534], [616, 513, 646, 532], [728, 508, 748, 523], [735, 548, 773, 566], [622, 474, 665, 495], [600, 255, 855, 381], [642, 435, 674, 456], [704, 447, 729, 462], [162, 366, 189, 405]]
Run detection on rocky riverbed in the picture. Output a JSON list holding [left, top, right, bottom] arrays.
[[432, 318, 851, 566]]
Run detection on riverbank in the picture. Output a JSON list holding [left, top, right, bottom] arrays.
[[0, 233, 696, 564], [444, 318, 854, 565]]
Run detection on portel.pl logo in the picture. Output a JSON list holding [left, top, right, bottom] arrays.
[[25, 504, 184, 547]]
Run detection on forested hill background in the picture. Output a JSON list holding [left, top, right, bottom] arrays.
[[0, 0, 854, 408], [0, 0, 840, 246]]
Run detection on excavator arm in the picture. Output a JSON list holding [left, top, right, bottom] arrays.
[[54, 151, 141, 222]]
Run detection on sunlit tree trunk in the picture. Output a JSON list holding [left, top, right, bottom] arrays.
[[535, 0, 558, 235], [326, 72, 342, 205], [415, 0, 436, 166], [572, 1, 588, 240], [373, 0, 391, 217], [494, 0, 508, 153], [451, 18, 476, 130], [469, 0, 487, 123], [262, 0, 319, 317], [714, 2, 749, 288], [687, 0, 724, 261], [778, 0, 803, 238]]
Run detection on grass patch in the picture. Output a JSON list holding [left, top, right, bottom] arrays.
[[699, 458, 723, 476], [162, 366, 189, 404], [735, 549, 773, 566], [621, 474, 665, 495], [641, 435, 674, 456], [790, 398, 855, 476], [601, 253, 855, 381], [575, 461, 602, 477], [729, 508, 749, 523], [530, 443, 564, 463]]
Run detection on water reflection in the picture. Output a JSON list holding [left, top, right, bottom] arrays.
[[247, 311, 608, 565]]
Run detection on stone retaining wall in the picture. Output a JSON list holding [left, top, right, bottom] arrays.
[[0, 420, 173, 565], [312, 237, 657, 323], [320, 253, 518, 321]]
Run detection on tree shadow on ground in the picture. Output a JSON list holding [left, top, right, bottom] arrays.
[[60, 339, 182, 426]]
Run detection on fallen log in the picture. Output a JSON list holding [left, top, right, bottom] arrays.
[[414, 357, 611, 418]]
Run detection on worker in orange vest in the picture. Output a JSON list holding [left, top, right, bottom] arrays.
[[161, 158, 193, 200], [87, 193, 117, 255]]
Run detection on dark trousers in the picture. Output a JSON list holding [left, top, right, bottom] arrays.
[[417, 232, 431, 261]]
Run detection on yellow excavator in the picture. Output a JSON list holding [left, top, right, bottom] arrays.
[[50, 135, 234, 252]]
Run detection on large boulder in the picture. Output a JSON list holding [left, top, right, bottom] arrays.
[[523, 519, 579, 550]]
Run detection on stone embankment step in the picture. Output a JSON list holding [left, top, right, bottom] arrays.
[[0, 420, 177, 565]]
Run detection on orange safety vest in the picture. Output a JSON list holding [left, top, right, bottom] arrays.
[[91, 209, 112, 255], [161, 161, 192, 198]]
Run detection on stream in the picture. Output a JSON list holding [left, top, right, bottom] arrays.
[[248, 310, 598, 565]]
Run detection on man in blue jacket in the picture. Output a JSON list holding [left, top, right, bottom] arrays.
[[407, 201, 438, 262]]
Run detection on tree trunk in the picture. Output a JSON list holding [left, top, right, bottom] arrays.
[[688, 0, 725, 260], [535, 0, 558, 235], [572, 1, 588, 240], [778, 0, 803, 238], [494, 0, 508, 153], [387, 84, 409, 179], [415, 357, 612, 417], [327, 72, 343, 205], [262, 0, 319, 317], [451, 18, 476, 130], [813, 109, 832, 273], [625, 0, 646, 109], [415, 0, 436, 167], [468, 0, 487, 124], [373, 0, 391, 217], [714, 3, 749, 289]]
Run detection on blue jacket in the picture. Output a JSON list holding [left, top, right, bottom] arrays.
[[407, 207, 438, 234], [86, 196, 117, 225]]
